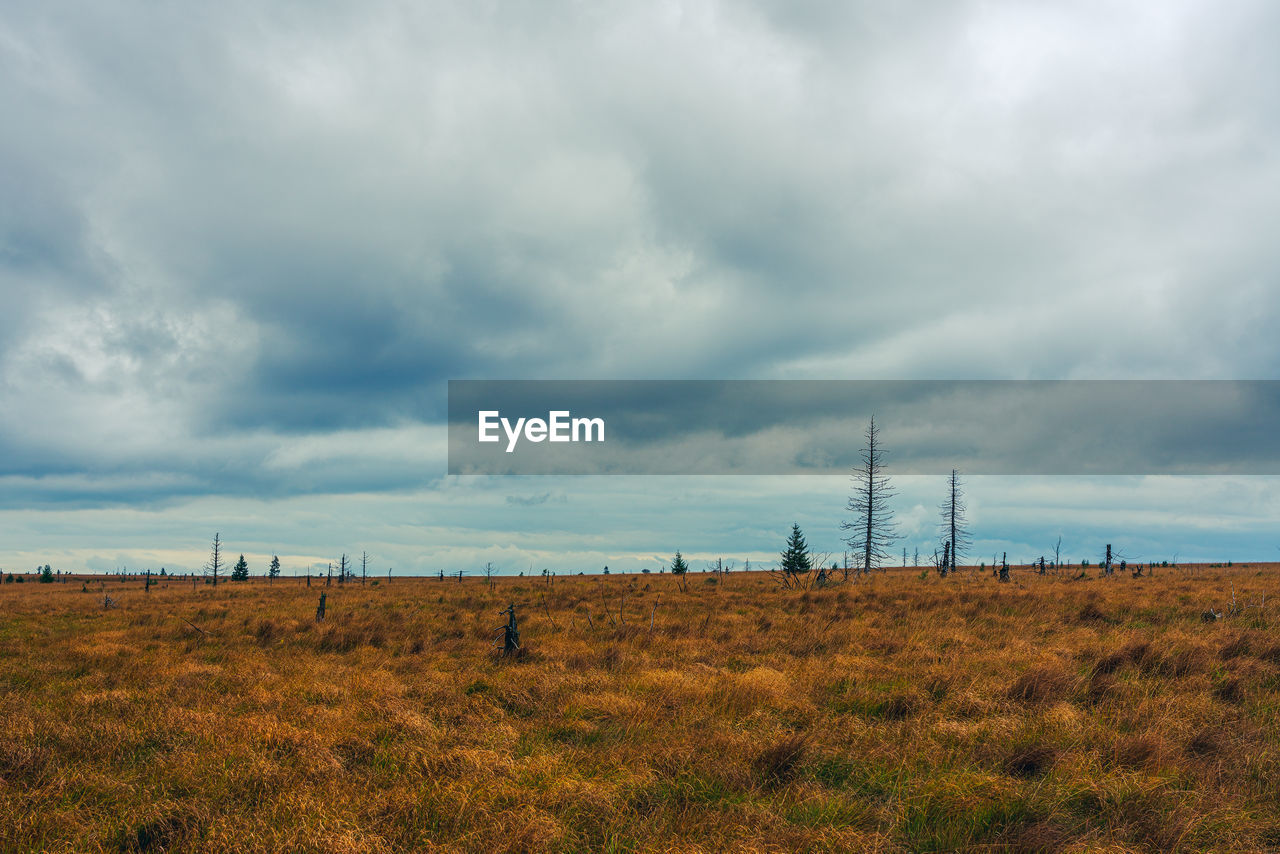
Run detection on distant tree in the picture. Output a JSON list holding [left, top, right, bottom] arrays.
[[670, 551, 689, 592], [939, 469, 970, 575], [40, 564, 53, 583], [841, 416, 900, 575], [268, 555, 280, 583], [779, 523, 813, 578], [206, 533, 224, 587], [361, 551, 369, 585], [231, 554, 249, 581]]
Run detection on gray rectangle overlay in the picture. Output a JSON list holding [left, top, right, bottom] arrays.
[[447, 380, 1280, 475]]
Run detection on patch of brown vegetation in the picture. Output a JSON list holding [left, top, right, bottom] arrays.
[[1, 564, 1277, 852], [1008, 665, 1075, 704]]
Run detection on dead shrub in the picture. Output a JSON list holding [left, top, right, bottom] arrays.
[[925, 672, 954, 702], [316, 627, 361, 653], [752, 733, 808, 785], [1092, 640, 1149, 676], [254, 619, 280, 645], [1219, 633, 1252, 660], [1112, 733, 1162, 770], [1150, 643, 1209, 678], [1003, 743, 1056, 778], [118, 812, 197, 853], [1214, 677, 1245, 704], [333, 737, 376, 770], [0, 742, 51, 784], [1007, 820, 1070, 853], [1083, 672, 1119, 706], [1186, 725, 1227, 758], [1076, 602, 1110, 624], [877, 692, 920, 720], [1008, 666, 1074, 704], [601, 645, 623, 671]]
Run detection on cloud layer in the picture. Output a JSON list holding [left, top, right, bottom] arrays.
[[1, 1, 1277, 568]]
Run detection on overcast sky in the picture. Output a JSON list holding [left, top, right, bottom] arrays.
[[2, 1, 1278, 575]]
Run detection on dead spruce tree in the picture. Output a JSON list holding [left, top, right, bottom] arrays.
[[939, 469, 970, 575], [841, 416, 900, 576], [205, 532, 223, 587]]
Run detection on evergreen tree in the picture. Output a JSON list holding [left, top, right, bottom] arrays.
[[779, 523, 812, 578], [40, 564, 54, 583], [669, 551, 689, 575], [268, 555, 281, 581], [231, 554, 250, 581]]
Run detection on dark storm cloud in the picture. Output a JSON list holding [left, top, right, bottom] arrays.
[[1, 1, 1279, 504]]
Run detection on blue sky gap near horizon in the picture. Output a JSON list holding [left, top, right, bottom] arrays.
[[1, 1, 1278, 575]]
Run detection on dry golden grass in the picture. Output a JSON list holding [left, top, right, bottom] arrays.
[[2, 564, 1280, 852]]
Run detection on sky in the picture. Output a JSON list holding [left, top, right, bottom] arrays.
[[1, 1, 1278, 576]]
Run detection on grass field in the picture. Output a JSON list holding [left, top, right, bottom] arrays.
[[2, 564, 1279, 852]]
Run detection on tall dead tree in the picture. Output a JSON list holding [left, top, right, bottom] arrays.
[[205, 532, 223, 587], [841, 416, 900, 575], [361, 551, 368, 585], [939, 469, 970, 575], [338, 554, 350, 585]]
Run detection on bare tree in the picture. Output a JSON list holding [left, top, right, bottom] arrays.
[[205, 532, 223, 587], [1053, 536, 1063, 573], [939, 469, 970, 575], [361, 551, 368, 585], [841, 416, 900, 575]]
